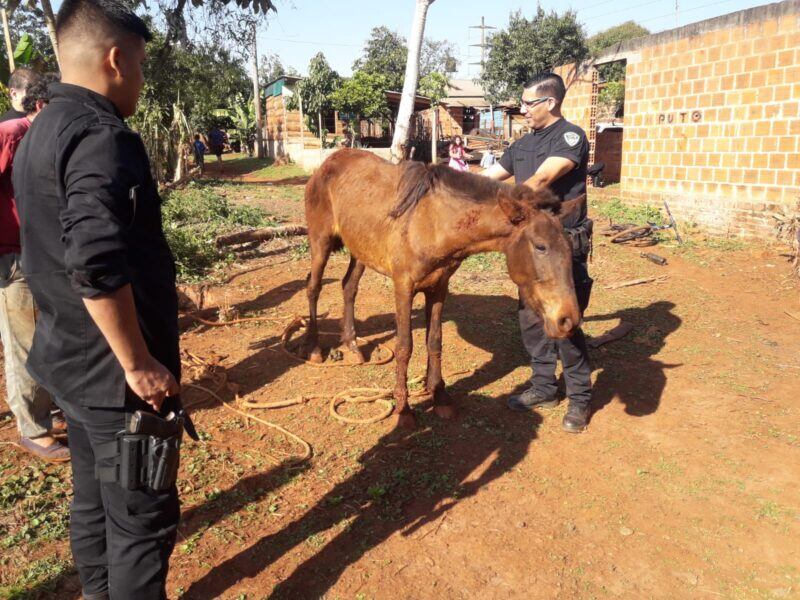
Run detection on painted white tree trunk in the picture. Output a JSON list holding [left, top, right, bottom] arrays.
[[390, 0, 434, 163]]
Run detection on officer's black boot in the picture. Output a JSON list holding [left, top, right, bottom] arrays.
[[507, 388, 560, 411], [562, 403, 590, 433]]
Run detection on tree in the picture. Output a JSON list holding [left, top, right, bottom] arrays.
[[162, 0, 276, 49], [391, 0, 435, 162], [353, 26, 407, 92], [479, 8, 589, 104], [420, 38, 458, 77], [353, 26, 459, 93], [331, 71, 390, 121], [291, 52, 340, 139], [259, 52, 299, 86], [0, 3, 57, 78], [130, 27, 254, 180], [588, 20, 649, 56], [418, 71, 448, 164], [588, 21, 649, 83]]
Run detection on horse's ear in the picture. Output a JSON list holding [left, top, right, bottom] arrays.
[[558, 194, 587, 224], [498, 190, 530, 225]]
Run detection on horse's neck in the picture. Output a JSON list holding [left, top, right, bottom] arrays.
[[426, 192, 513, 259]]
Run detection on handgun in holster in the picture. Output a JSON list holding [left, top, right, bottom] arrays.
[[96, 401, 196, 492]]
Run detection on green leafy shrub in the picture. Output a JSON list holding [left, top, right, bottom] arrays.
[[161, 183, 276, 281]]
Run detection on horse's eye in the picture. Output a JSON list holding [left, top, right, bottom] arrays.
[[535, 244, 547, 253]]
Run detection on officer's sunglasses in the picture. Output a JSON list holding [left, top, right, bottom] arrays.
[[520, 96, 553, 108]]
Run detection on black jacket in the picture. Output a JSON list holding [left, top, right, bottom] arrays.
[[12, 83, 179, 407]]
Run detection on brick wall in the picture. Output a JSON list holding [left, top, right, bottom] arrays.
[[415, 105, 465, 139], [595, 129, 623, 183], [556, 0, 800, 238]]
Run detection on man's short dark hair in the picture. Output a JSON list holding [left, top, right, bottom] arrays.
[[8, 68, 38, 92], [21, 72, 59, 113], [194, 134, 200, 140], [523, 72, 567, 105], [56, 0, 152, 43]]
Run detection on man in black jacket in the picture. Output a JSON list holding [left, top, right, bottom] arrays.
[[13, 1, 184, 597], [483, 72, 594, 433]]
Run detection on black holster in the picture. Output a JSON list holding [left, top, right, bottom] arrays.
[[96, 411, 184, 491], [565, 219, 593, 261]]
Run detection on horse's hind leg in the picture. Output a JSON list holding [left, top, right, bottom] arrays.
[[305, 232, 333, 363], [341, 256, 366, 363], [424, 280, 456, 420]]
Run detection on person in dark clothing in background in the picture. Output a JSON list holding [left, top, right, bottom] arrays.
[[193, 133, 206, 173], [12, 0, 191, 597], [483, 72, 594, 433], [207, 125, 225, 169], [1, 68, 38, 123]]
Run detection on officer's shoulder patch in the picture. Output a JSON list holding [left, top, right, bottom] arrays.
[[563, 131, 580, 147]]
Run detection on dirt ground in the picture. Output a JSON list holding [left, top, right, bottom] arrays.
[[1, 156, 799, 599]]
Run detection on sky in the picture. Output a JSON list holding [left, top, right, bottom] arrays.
[[257, 0, 773, 79]]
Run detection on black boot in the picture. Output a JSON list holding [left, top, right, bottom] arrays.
[[507, 388, 560, 411], [562, 403, 590, 433]]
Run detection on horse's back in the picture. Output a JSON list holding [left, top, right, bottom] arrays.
[[305, 149, 402, 275]]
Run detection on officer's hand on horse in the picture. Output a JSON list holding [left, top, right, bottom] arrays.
[[125, 356, 181, 411]]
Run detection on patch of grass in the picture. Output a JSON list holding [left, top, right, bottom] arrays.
[[291, 238, 310, 260], [756, 499, 792, 522], [217, 155, 307, 181], [0, 466, 70, 548], [591, 197, 665, 226], [161, 182, 277, 281], [0, 557, 74, 599], [462, 252, 505, 272]]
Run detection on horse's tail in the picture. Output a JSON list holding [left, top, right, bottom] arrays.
[[390, 161, 438, 219]]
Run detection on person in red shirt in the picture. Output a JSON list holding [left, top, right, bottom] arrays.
[[0, 73, 69, 462]]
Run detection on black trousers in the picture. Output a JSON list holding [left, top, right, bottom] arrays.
[[56, 396, 180, 600], [518, 260, 594, 408]]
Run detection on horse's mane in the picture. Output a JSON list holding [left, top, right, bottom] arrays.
[[390, 161, 562, 218]]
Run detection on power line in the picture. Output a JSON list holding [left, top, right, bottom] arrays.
[[637, 0, 741, 25], [261, 36, 362, 47], [582, 0, 666, 21], [575, 0, 629, 12]]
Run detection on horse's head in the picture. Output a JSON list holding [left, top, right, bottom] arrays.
[[498, 185, 584, 339]]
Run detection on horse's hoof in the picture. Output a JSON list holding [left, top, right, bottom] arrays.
[[393, 412, 418, 429], [308, 348, 324, 363], [434, 404, 458, 420], [344, 345, 366, 364]]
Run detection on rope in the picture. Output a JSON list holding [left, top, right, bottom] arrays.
[[279, 315, 395, 367], [187, 313, 292, 327], [179, 316, 476, 463], [186, 381, 313, 464]]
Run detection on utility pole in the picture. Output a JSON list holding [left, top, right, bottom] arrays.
[[675, 0, 679, 28], [470, 16, 496, 134], [469, 16, 495, 74], [251, 22, 265, 158]]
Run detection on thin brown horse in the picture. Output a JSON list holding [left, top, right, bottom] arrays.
[[304, 148, 582, 428]]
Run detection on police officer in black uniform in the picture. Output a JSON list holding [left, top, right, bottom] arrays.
[[12, 1, 191, 597], [484, 72, 594, 433]]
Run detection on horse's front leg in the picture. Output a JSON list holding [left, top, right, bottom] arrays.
[[424, 281, 456, 420], [393, 281, 416, 429]]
